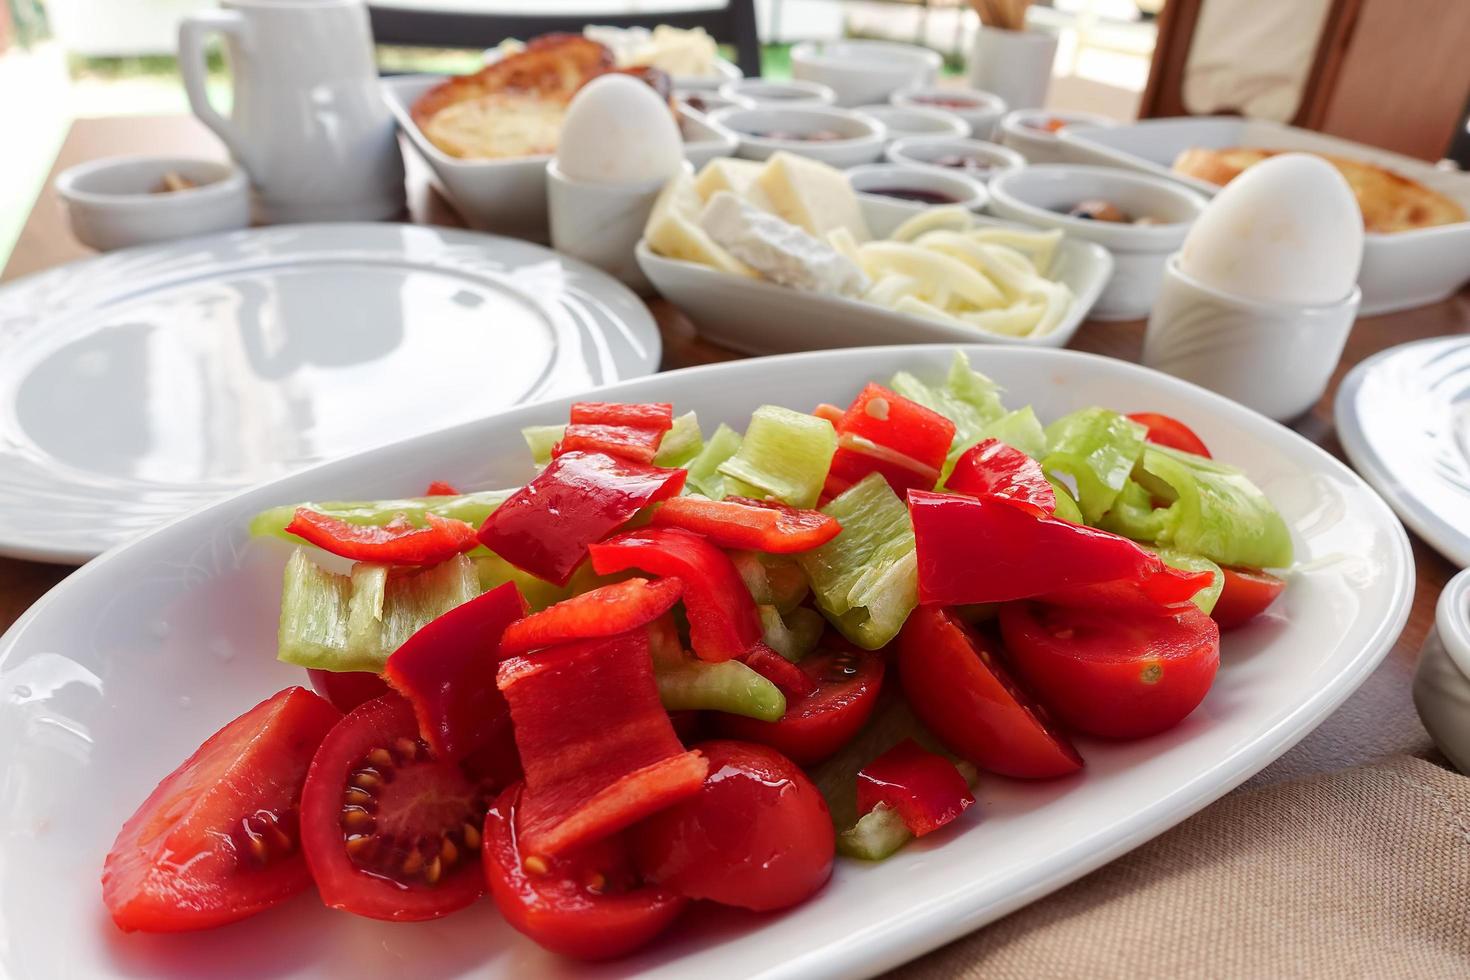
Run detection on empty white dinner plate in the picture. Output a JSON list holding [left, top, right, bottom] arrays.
[[0, 223, 660, 563], [0, 345, 1412, 979], [1337, 336, 1470, 567]]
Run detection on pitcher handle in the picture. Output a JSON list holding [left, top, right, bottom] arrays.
[[179, 11, 256, 176]]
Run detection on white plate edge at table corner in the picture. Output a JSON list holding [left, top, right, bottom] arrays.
[[1334, 337, 1470, 570], [0, 344, 1417, 980]]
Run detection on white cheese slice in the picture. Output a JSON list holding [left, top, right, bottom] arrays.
[[644, 173, 756, 276], [699, 191, 869, 297], [754, 151, 871, 243], [694, 158, 771, 209]]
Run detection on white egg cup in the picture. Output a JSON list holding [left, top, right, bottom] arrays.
[[1143, 255, 1361, 421], [1413, 568, 1470, 775], [547, 160, 689, 296]]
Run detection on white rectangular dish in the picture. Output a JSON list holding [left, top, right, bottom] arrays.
[[382, 74, 737, 240], [638, 197, 1112, 354], [0, 345, 1413, 979], [1057, 117, 1470, 316]]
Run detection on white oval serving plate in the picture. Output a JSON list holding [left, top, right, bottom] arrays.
[[0, 345, 1411, 979], [1336, 335, 1470, 567], [0, 223, 661, 564], [638, 200, 1112, 355]]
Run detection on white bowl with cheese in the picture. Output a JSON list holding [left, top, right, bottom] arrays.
[[709, 106, 887, 167], [719, 79, 836, 108], [791, 40, 942, 108], [382, 73, 736, 240], [886, 137, 1026, 184], [847, 163, 988, 212]]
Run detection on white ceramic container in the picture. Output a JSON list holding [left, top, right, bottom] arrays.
[[847, 163, 989, 212], [886, 136, 1026, 183], [1413, 568, 1470, 773], [708, 105, 887, 167], [1144, 255, 1361, 421], [719, 78, 836, 108], [791, 39, 942, 108], [891, 85, 1008, 139], [855, 104, 969, 142], [548, 160, 691, 294], [967, 27, 1058, 111], [1056, 116, 1470, 315], [55, 155, 249, 251], [999, 108, 1117, 164], [989, 164, 1208, 320], [0, 344, 1413, 979]]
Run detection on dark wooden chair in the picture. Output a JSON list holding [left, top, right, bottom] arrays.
[[1141, 0, 1470, 163], [367, 0, 762, 78]]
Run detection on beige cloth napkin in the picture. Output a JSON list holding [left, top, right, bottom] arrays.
[[1182, 0, 1333, 122], [894, 755, 1470, 978]]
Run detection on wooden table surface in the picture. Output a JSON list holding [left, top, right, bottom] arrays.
[[4, 114, 1467, 775]]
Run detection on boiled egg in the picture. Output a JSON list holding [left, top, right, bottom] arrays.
[[556, 74, 684, 185], [1178, 153, 1362, 306]]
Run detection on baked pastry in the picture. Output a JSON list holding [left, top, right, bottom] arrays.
[[411, 35, 672, 160], [1172, 146, 1467, 233]]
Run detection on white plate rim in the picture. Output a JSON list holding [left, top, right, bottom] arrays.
[[0, 344, 1415, 979], [1336, 335, 1470, 568], [0, 222, 662, 565]]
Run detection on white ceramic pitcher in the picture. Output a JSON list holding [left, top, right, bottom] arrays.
[[179, 0, 405, 223]]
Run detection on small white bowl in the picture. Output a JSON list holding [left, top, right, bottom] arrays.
[[891, 86, 1007, 139], [791, 39, 942, 108], [56, 156, 249, 252], [1413, 568, 1470, 775], [854, 104, 968, 142], [719, 78, 836, 108], [676, 89, 741, 116], [999, 108, 1117, 164], [709, 106, 887, 167], [989, 164, 1207, 319], [886, 136, 1025, 184], [1144, 254, 1361, 421], [847, 163, 989, 213]]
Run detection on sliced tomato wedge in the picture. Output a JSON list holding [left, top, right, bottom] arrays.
[[1126, 412, 1212, 458], [103, 687, 341, 932], [897, 606, 1082, 779], [715, 640, 883, 765], [483, 784, 686, 961], [998, 601, 1221, 739], [300, 694, 491, 921], [1212, 567, 1287, 630]]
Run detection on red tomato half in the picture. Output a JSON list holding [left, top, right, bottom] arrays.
[[300, 694, 491, 921], [102, 687, 341, 932], [998, 601, 1221, 740], [1126, 412, 1212, 458], [1212, 567, 1287, 630], [714, 641, 884, 765], [631, 740, 834, 912], [898, 606, 1082, 779], [483, 784, 686, 960], [307, 668, 390, 713]]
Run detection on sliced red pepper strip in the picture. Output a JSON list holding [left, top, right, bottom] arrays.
[[499, 578, 685, 656], [589, 527, 762, 662], [907, 490, 1208, 608], [944, 438, 1056, 517], [556, 423, 666, 465], [382, 582, 527, 761], [497, 628, 708, 859], [286, 509, 478, 565], [650, 496, 841, 554], [840, 384, 956, 472], [424, 480, 461, 496], [824, 437, 941, 499], [1126, 412, 1212, 458], [478, 451, 687, 586], [857, 738, 974, 836], [570, 402, 674, 431], [741, 642, 818, 698]]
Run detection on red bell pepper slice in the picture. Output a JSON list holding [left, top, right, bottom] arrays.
[[424, 480, 461, 496], [554, 402, 675, 464], [478, 451, 687, 586], [742, 642, 818, 698], [650, 496, 841, 554], [944, 438, 1056, 517], [840, 384, 956, 471], [857, 738, 974, 836], [286, 509, 478, 565], [589, 527, 762, 662], [499, 577, 685, 656], [497, 628, 709, 859], [1126, 412, 1212, 458], [382, 582, 527, 761], [907, 490, 1210, 608]]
